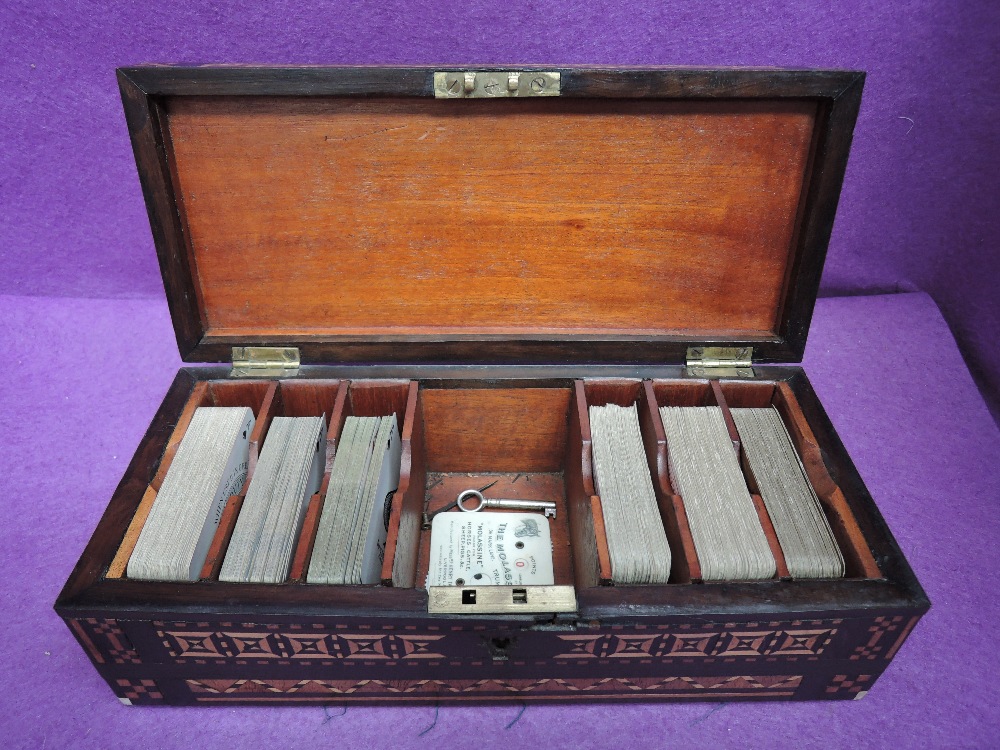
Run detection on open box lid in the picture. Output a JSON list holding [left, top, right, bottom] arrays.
[[119, 66, 864, 367]]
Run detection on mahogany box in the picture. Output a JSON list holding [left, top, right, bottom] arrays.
[[55, 66, 928, 706]]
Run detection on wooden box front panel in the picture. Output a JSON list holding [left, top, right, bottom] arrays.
[[65, 610, 922, 705]]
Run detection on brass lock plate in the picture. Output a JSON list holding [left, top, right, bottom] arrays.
[[427, 585, 577, 614], [434, 71, 561, 99]]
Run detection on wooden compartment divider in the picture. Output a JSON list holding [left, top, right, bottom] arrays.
[[749, 494, 792, 580], [710, 380, 742, 455], [382, 381, 425, 587], [246, 381, 280, 481], [565, 381, 603, 590], [288, 493, 326, 582], [589, 496, 614, 586], [199, 494, 246, 580]]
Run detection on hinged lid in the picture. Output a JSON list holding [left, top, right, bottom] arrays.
[[118, 66, 864, 366]]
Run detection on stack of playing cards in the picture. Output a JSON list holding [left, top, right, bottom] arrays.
[[732, 407, 844, 578], [659, 406, 776, 581], [306, 415, 401, 585], [589, 403, 672, 583], [219, 416, 326, 583], [128, 406, 255, 581]]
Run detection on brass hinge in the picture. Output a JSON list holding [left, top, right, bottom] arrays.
[[434, 70, 561, 99], [231, 346, 300, 378], [686, 346, 754, 378], [427, 585, 578, 615]]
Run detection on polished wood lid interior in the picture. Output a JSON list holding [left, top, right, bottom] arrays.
[[164, 97, 816, 346]]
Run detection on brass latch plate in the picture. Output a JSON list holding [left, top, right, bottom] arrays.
[[434, 71, 561, 99], [686, 346, 755, 378], [427, 585, 577, 614], [231, 346, 300, 378]]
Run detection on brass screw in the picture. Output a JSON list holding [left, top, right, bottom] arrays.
[[530, 76, 547, 93], [447, 77, 462, 96]]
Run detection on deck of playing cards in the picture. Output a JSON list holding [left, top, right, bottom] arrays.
[[659, 406, 777, 581], [306, 414, 401, 585], [732, 407, 844, 578], [219, 416, 326, 583], [127, 406, 255, 581], [589, 403, 672, 584]]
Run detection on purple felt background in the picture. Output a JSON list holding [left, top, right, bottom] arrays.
[[2, 0, 999, 419], [3, 1, 1000, 746], [2, 291, 998, 747]]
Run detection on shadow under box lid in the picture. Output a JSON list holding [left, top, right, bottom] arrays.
[[119, 66, 864, 367]]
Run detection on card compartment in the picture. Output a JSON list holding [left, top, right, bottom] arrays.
[[717, 380, 882, 579], [106, 379, 274, 580], [105, 377, 425, 589], [576, 378, 706, 586], [199, 378, 343, 582], [289, 379, 420, 587], [413, 381, 578, 590], [646, 378, 791, 582]]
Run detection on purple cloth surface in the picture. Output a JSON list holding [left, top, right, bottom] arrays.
[[0, 291, 997, 748], [3, 0, 999, 419]]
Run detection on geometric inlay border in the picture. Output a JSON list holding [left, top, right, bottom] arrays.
[[851, 615, 920, 662], [824, 673, 873, 700], [151, 618, 847, 663], [187, 675, 803, 700], [69, 618, 141, 665], [159, 630, 445, 660], [556, 628, 836, 660], [116, 678, 162, 705]]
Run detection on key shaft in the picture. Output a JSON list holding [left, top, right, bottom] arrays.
[[483, 498, 557, 517], [457, 489, 557, 518]]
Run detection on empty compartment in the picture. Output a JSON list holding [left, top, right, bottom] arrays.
[[415, 381, 577, 590]]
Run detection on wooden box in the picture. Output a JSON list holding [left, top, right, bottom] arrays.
[[56, 66, 928, 705]]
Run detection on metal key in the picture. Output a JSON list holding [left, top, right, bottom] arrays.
[[457, 489, 557, 518]]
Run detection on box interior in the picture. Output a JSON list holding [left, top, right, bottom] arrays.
[[106, 376, 881, 600]]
